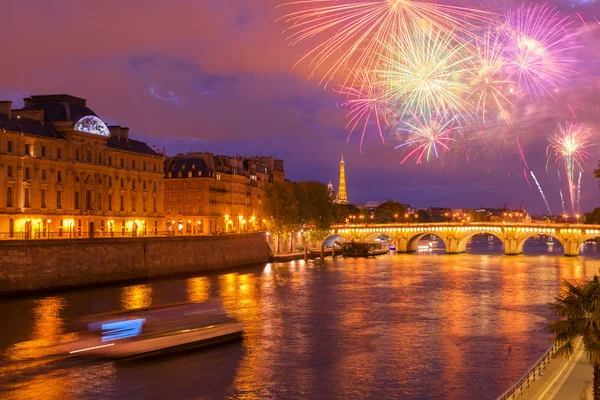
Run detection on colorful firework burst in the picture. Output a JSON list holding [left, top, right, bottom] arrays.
[[501, 3, 579, 100], [338, 70, 396, 151], [395, 113, 459, 164], [277, 0, 493, 86], [467, 29, 514, 125], [377, 26, 474, 120], [547, 121, 593, 213]]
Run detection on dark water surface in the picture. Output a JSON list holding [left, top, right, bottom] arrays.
[[1, 238, 600, 400]]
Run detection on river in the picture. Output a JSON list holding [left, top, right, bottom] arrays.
[[1, 237, 599, 399]]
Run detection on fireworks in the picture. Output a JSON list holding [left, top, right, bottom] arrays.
[[395, 113, 458, 164], [338, 70, 396, 151], [547, 121, 594, 213], [377, 26, 473, 119], [530, 171, 552, 215], [467, 29, 514, 125], [501, 3, 579, 100], [278, 0, 493, 86]]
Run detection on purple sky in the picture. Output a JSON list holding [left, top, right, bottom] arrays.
[[1, 0, 599, 214]]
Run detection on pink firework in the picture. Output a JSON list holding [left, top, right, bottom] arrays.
[[396, 113, 458, 164], [502, 3, 579, 100], [338, 70, 396, 152]]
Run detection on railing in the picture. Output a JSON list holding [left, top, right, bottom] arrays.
[[495, 342, 560, 400], [0, 230, 263, 241]]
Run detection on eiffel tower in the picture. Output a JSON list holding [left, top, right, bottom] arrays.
[[337, 155, 348, 204]]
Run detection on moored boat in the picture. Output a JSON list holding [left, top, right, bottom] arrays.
[[337, 240, 389, 257], [63, 298, 243, 359]]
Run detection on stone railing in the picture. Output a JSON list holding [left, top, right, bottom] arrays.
[[495, 342, 560, 400]]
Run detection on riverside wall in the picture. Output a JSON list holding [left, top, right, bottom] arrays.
[[0, 233, 272, 294]]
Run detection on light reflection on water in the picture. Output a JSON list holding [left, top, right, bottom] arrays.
[[0, 238, 599, 399]]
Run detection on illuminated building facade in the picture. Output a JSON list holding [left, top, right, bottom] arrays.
[[0, 94, 165, 239], [336, 155, 348, 204], [164, 153, 284, 234]]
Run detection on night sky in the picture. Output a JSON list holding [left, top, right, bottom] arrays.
[[1, 0, 599, 214]]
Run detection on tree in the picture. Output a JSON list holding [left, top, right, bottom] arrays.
[[295, 181, 335, 230], [548, 277, 600, 400], [262, 181, 298, 252], [416, 209, 431, 222], [585, 208, 600, 225], [373, 201, 405, 223], [595, 160, 600, 188]]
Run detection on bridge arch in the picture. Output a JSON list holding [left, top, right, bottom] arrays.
[[457, 231, 505, 253], [406, 232, 448, 252], [517, 232, 565, 254], [322, 234, 347, 248], [363, 232, 393, 242]]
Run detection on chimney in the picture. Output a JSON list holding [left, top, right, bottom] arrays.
[[121, 127, 129, 142], [0, 101, 12, 117], [108, 125, 121, 139]]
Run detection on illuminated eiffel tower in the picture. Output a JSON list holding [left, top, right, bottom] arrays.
[[337, 155, 348, 204]]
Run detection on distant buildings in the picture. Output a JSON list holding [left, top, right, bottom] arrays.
[[164, 153, 284, 234], [0, 94, 165, 239]]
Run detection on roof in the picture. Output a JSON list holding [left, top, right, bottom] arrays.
[[20, 94, 98, 123], [0, 113, 65, 139], [107, 137, 161, 156], [166, 155, 212, 177]]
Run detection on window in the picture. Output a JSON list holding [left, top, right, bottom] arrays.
[[131, 196, 136, 212], [143, 198, 147, 212], [108, 194, 112, 211], [75, 149, 80, 161], [98, 154, 102, 164], [41, 169, 46, 180], [143, 180, 147, 190], [120, 178, 124, 188], [97, 193, 102, 210], [120, 195, 124, 211], [108, 177, 112, 187], [41, 190, 46, 208], [143, 162, 147, 171], [41, 146, 46, 157], [154, 163, 157, 172], [153, 181, 157, 191], [188, 171, 192, 178], [6, 187, 12, 207], [57, 171, 62, 183], [74, 192, 80, 210], [24, 188, 30, 208], [120, 158, 124, 167], [7, 141, 12, 153], [86, 190, 92, 210], [57, 147, 62, 159], [56, 191, 62, 209], [7, 165, 12, 178], [24, 168, 30, 180], [108, 156, 112, 166], [153, 197, 157, 213], [87, 150, 92, 162], [132, 160, 136, 169], [24, 143, 30, 155], [132, 180, 136, 190]]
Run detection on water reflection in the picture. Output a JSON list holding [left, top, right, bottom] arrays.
[[0, 239, 599, 399], [120, 284, 153, 310]]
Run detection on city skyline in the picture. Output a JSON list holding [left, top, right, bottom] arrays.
[[0, 1, 599, 213]]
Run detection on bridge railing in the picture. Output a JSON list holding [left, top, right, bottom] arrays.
[[495, 342, 561, 400]]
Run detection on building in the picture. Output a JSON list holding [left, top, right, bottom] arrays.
[[0, 94, 165, 239], [335, 155, 348, 204], [164, 153, 284, 234]]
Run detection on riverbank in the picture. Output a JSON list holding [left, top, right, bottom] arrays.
[[0, 232, 272, 295]]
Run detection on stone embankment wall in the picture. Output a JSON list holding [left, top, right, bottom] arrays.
[[0, 233, 272, 294]]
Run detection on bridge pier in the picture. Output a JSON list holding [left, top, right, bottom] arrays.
[[563, 238, 582, 257], [504, 237, 522, 256], [445, 236, 463, 254]]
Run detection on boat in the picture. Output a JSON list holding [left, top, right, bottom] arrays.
[[63, 298, 243, 359], [337, 240, 389, 257], [547, 236, 554, 246]]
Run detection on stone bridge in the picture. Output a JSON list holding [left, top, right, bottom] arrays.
[[326, 222, 600, 257]]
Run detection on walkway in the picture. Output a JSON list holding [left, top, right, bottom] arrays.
[[520, 341, 593, 400]]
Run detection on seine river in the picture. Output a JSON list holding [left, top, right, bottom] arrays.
[[1, 237, 600, 400]]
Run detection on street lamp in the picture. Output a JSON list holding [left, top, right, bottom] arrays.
[[575, 214, 580, 224]]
